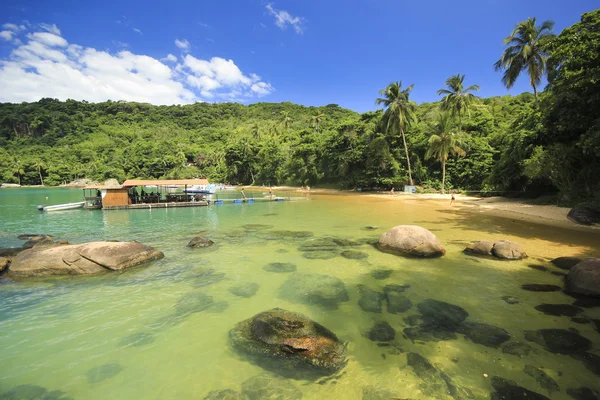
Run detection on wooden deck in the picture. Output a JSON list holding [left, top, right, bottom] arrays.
[[102, 201, 209, 210]]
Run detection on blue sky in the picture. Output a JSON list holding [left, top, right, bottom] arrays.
[[0, 0, 597, 112]]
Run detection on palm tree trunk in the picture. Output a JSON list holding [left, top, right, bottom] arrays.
[[17, 173, 21, 186], [38, 169, 44, 186], [441, 159, 446, 195], [400, 126, 414, 185], [532, 84, 538, 103]]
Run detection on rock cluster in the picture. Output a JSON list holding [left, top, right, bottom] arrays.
[[464, 239, 527, 260]]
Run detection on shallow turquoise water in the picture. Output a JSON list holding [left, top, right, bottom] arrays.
[[1, 188, 599, 399]]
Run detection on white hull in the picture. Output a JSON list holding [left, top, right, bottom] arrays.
[[38, 201, 85, 212]]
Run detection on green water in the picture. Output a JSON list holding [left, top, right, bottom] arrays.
[[1, 188, 599, 399]]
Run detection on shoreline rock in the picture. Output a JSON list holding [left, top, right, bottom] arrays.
[[464, 240, 527, 260], [377, 225, 445, 258]]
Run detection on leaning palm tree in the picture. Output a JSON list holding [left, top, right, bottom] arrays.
[[494, 17, 555, 102], [437, 74, 479, 133], [425, 112, 467, 194], [376, 81, 418, 185], [310, 112, 325, 132], [34, 160, 45, 185]]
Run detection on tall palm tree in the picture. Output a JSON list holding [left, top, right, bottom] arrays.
[[376, 81, 418, 185], [12, 160, 24, 186], [34, 160, 45, 186], [310, 112, 325, 132], [437, 74, 480, 133], [426, 112, 467, 194], [280, 111, 293, 131], [494, 17, 555, 102]]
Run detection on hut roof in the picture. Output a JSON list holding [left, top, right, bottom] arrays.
[[121, 179, 209, 187]]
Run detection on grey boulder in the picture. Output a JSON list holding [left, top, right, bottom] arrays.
[[377, 225, 445, 258]]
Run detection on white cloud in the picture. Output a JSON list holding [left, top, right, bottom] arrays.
[[265, 3, 304, 34], [39, 23, 60, 35], [175, 38, 190, 52], [3, 23, 26, 32], [162, 53, 177, 62], [133, 28, 143, 35], [0, 31, 14, 41], [0, 23, 274, 104], [198, 22, 211, 28], [206, 38, 215, 44]]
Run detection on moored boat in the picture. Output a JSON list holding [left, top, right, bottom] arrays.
[[37, 201, 86, 212]]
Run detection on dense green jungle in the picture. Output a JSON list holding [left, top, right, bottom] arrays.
[[1, 10, 598, 204]]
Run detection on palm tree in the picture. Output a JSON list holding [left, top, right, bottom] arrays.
[[310, 112, 325, 132], [280, 111, 293, 131], [494, 17, 555, 102], [376, 81, 418, 185], [437, 74, 480, 133], [12, 160, 24, 186], [425, 112, 467, 194], [34, 160, 44, 186]]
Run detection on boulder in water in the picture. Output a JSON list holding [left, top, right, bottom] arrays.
[[341, 250, 368, 260], [566, 387, 600, 400], [370, 269, 392, 280], [464, 239, 527, 260], [357, 285, 384, 313], [571, 352, 600, 377], [241, 373, 303, 400], [377, 225, 445, 258], [523, 365, 560, 394], [0, 385, 72, 400], [0, 256, 9, 273], [279, 273, 349, 309], [263, 262, 297, 273], [407, 352, 474, 399], [502, 342, 533, 357], [229, 308, 347, 376], [22, 234, 55, 249], [384, 285, 412, 314], [457, 322, 511, 348], [417, 299, 468, 329], [204, 389, 246, 400], [490, 376, 550, 400], [521, 284, 561, 292], [229, 282, 260, 298], [551, 256, 583, 270], [567, 205, 600, 226], [463, 240, 494, 256], [535, 304, 583, 317], [8, 241, 164, 277], [367, 321, 395, 342], [187, 236, 215, 248], [524, 329, 592, 354], [361, 385, 400, 400], [566, 258, 600, 297]]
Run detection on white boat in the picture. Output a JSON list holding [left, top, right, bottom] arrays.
[[184, 184, 217, 194], [37, 201, 85, 212], [222, 185, 238, 190]]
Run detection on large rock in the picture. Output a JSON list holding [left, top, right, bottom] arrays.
[[566, 259, 600, 297], [551, 256, 583, 270], [524, 329, 592, 354], [407, 352, 474, 399], [7, 241, 164, 277], [229, 308, 347, 376], [464, 240, 526, 260], [0, 256, 9, 273], [567, 205, 600, 226], [490, 376, 550, 400], [377, 225, 445, 258], [187, 236, 214, 248]]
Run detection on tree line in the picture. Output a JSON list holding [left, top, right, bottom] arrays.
[[0, 9, 598, 204]]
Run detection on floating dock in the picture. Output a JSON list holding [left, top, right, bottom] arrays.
[[103, 200, 209, 210]]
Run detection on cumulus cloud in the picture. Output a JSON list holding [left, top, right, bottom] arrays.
[[133, 28, 143, 35], [175, 38, 190, 52], [3, 23, 26, 32], [0, 30, 14, 41], [265, 3, 304, 34], [0, 23, 274, 104]]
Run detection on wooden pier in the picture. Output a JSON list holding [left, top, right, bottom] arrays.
[[103, 201, 209, 210]]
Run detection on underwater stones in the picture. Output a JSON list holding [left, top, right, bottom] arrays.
[[490, 376, 550, 400], [571, 295, 600, 308], [502, 342, 533, 357], [341, 250, 368, 260], [175, 292, 215, 316], [370, 269, 392, 280], [302, 251, 337, 260], [361, 385, 400, 400], [8, 241, 164, 277], [299, 237, 339, 252], [521, 284, 561, 292], [456, 322, 510, 348], [551, 257, 583, 270], [242, 224, 273, 231], [417, 299, 468, 329], [523, 365, 560, 394], [571, 352, 600, 377], [119, 332, 155, 348], [463, 240, 494, 256], [22, 234, 55, 249], [241, 373, 303, 400], [230, 308, 347, 376], [187, 236, 215, 248], [357, 285, 384, 313], [406, 352, 474, 400], [566, 258, 600, 297], [367, 321, 395, 342], [566, 387, 600, 400], [258, 230, 314, 240], [0, 385, 72, 400], [535, 304, 583, 317], [229, 282, 260, 298], [524, 329, 592, 354], [279, 273, 349, 309], [204, 389, 246, 400], [567, 205, 600, 226], [384, 285, 412, 314], [501, 296, 520, 304], [403, 323, 458, 342], [86, 363, 123, 384], [464, 240, 527, 260], [378, 225, 445, 258], [191, 269, 226, 288], [263, 262, 297, 273]]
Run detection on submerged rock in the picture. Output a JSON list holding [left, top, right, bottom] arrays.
[[384, 285, 412, 314], [279, 273, 349, 309], [502, 342, 533, 357], [551, 257, 582, 270], [501, 296, 520, 304], [187, 236, 214, 248], [571, 352, 600, 377], [242, 224, 273, 231], [241, 373, 303, 400], [566, 387, 600, 400], [229, 282, 260, 298], [263, 262, 297, 273], [417, 299, 468, 329], [457, 322, 511, 348], [370, 269, 392, 280], [407, 352, 473, 399], [490, 376, 550, 400], [257, 230, 314, 240], [535, 304, 583, 317], [0, 385, 72, 400], [302, 251, 338, 260], [523, 365, 560, 394], [367, 321, 395, 342], [22, 234, 55, 249], [378, 225, 445, 258], [191, 268, 226, 288], [361, 385, 400, 400], [521, 284, 562, 292], [175, 293, 215, 316], [87, 363, 123, 384], [204, 389, 246, 400], [341, 250, 368, 260], [524, 329, 592, 354], [357, 285, 384, 313], [567, 205, 600, 226], [230, 308, 347, 377], [566, 258, 600, 297], [8, 241, 164, 277]]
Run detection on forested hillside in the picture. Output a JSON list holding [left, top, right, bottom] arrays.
[[1, 9, 598, 203]]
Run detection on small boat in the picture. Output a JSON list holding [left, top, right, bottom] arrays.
[[185, 184, 217, 194], [37, 202, 85, 212]]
